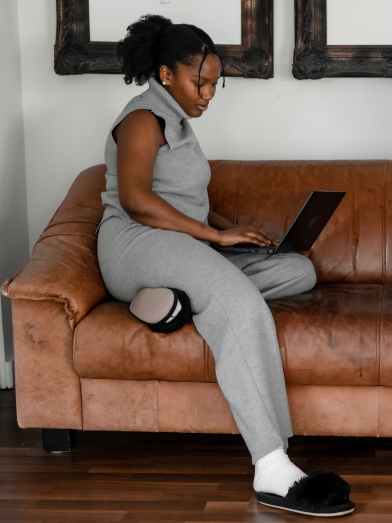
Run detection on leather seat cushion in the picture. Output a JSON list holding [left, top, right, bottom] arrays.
[[73, 300, 217, 383], [270, 283, 391, 386], [73, 283, 391, 386]]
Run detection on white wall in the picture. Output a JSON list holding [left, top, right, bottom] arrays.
[[17, 0, 392, 250], [0, 0, 29, 386], [327, 0, 392, 45]]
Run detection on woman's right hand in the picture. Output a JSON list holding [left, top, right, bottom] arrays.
[[216, 225, 279, 247]]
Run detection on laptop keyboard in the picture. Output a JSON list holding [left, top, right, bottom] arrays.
[[233, 242, 271, 249], [233, 243, 270, 249]]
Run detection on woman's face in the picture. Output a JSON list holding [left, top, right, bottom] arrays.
[[159, 53, 222, 118]]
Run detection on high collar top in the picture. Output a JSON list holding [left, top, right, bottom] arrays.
[[96, 72, 211, 245], [141, 75, 194, 124]]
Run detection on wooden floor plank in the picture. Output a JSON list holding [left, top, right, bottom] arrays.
[[2, 388, 392, 522]]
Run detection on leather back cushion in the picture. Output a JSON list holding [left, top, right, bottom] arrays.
[[208, 160, 392, 284], [48, 160, 392, 285]]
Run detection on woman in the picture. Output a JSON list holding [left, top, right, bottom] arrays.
[[96, 14, 354, 517]]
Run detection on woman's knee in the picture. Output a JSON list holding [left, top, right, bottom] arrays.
[[292, 254, 317, 291]]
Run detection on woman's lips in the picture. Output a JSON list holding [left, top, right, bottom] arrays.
[[196, 104, 208, 111]]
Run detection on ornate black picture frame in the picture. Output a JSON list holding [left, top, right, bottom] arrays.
[[55, 0, 274, 79], [293, 0, 392, 79]]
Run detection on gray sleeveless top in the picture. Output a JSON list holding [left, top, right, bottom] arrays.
[[95, 75, 211, 245]]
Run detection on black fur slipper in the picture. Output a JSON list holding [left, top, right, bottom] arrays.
[[146, 288, 193, 334], [257, 470, 355, 517]]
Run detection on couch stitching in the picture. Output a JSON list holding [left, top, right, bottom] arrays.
[[376, 285, 385, 388], [352, 174, 358, 281], [35, 232, 98, 246], [378, 386, 380, 438], [78, 378, 84, 430], [234, 161, 245, 225], [44, 219, 100, 231], [379, 284, 387, 388], [383, 160, 387, 284], [304, 385, 307, 436], [156, 380, 160, 432], [72, 324, 84, 430]]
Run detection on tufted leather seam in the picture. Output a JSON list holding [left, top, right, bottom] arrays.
[[74, 327, 84, 429], [44, 219, 100, 231], [234, 161, 245, 225], [376, 285, 385, 387], [382, 160, 387, 284], [378, 386, 380, 438], [156, 380, 159, 431], [74, 330, 84, 432], [352, 175, 358, 281], [73, 325, 83, 379], [378, 285, 387, 389], [304, 385, 307, 436], [73, 327, 78, 375], [79, 377, 84, 429], [35, 232, 98, 246]]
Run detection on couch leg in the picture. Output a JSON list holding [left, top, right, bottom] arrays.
[[42, 429, 77, 453]]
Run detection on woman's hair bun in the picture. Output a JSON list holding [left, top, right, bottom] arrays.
[[116, 14, 173, 86], [116, 13, 225, 90], [136, 13, 173, 49]]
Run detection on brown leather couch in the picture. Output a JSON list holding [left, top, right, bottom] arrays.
[[2, 160, 392, 450]]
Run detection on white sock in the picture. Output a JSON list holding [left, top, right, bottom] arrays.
[[253, 445, 307, 497]]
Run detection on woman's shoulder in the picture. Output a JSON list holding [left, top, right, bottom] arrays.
[[112, 108, 166, 147], [115, 95, 154, 123], [106, 95, 155, 141]]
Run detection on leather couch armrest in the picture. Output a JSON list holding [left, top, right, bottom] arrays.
[[11, 298, 83, 429], [1, 226, 110, 330]]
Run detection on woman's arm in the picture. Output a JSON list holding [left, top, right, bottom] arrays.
[[126, 191, 222, 243], [116, 110, 222, 244], [115, 109, 271, 247], [208, 210, 235, 231]]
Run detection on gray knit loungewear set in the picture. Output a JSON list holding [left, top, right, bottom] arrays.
[[95, 75, 317, 464]]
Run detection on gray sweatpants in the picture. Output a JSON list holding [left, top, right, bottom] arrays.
[[97, 216, 317, 464]]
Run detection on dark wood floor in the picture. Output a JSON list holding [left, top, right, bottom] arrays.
[[2, 389, 392, 522]]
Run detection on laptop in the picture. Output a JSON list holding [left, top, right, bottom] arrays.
[[210, 190, 346, 254]]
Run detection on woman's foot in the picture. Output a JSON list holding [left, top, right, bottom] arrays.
[[253, 445, 307, 497], [257, 469, 356, 517]]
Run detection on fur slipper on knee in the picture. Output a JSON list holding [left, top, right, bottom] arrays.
[[129, 287, 193, 334], [257, 470, 355, 517], [147, 288, 192, 333]]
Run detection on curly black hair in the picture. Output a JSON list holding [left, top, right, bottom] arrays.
[[116, 13, 225, 95]]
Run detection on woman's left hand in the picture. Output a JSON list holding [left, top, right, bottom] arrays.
[[237, 224, 279, 246]]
